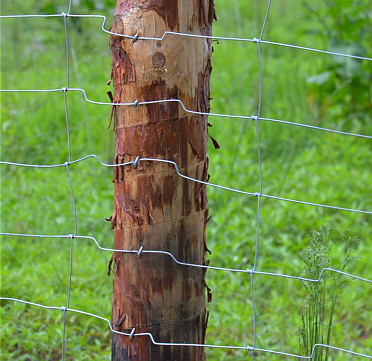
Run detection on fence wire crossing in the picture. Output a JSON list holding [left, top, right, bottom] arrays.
[[1, 0, 372, 360]]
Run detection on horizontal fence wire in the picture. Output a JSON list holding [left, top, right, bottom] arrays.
[[1, 232, 372, 284], [2, 87, 372, 139], [1, 12, 372, 62], [1, 156, 371, 215], [1, 297, 371, 360], [1, 0, 371, 360]]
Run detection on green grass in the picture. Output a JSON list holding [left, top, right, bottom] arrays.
[[1, 0, 371, 360]]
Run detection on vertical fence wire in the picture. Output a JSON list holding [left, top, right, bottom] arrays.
[[250, 2, 272, 359], [63, 2, 74, 358]]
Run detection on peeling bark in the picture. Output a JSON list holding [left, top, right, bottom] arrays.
[[110, 1, 215, 360]]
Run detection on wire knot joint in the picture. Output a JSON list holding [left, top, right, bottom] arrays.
[[251, 116, 258, 122], [253, 37, 260, 44]]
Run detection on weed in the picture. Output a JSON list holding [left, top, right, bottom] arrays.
[[298, 224, 360, 360]]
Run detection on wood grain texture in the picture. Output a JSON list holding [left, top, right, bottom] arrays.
[[110, 1, 216, 359]]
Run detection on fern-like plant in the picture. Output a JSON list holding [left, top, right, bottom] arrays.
[[298, 224, 360, 361]]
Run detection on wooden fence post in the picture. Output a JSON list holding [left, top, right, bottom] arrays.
[[109, 1, 216, 360]]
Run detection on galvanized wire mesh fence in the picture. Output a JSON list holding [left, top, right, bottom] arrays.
[[1, 0, 371, 359]]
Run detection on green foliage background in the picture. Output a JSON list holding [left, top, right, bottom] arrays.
[[1, 0, 371, 360]]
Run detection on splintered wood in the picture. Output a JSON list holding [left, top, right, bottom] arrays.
[[109, 1, 216, 360]]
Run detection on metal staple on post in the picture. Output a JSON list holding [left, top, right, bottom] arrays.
[[0, 0, 372, 360], [133, 155, 140, 169], [130, 328, 136, 341]]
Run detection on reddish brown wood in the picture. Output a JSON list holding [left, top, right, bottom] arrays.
[[109, 1, 216, 360]]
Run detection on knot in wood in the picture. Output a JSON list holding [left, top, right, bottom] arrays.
[[152, 52, 166, 69]]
